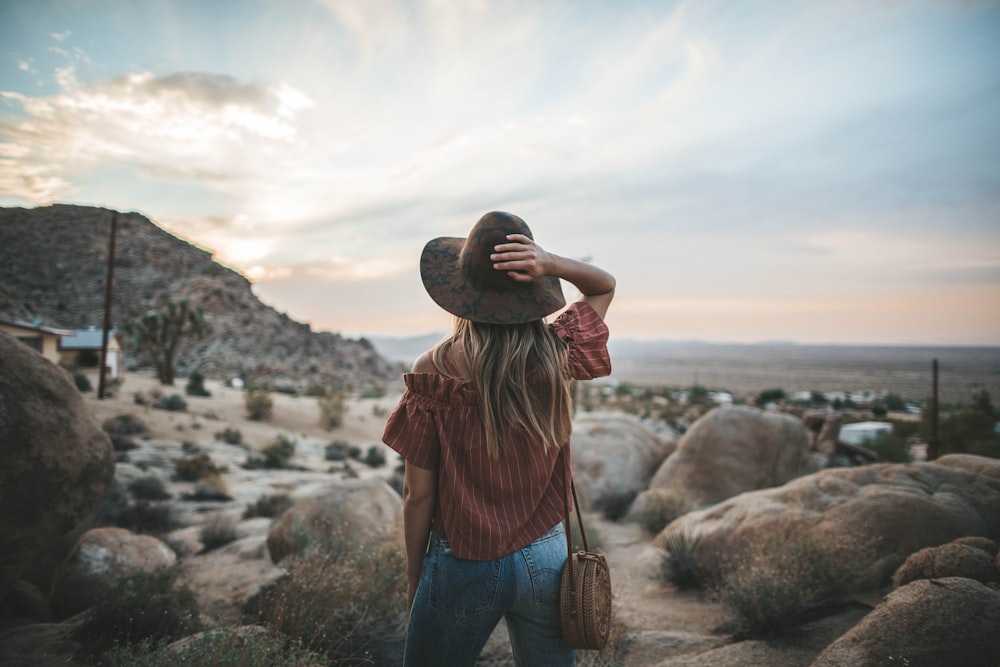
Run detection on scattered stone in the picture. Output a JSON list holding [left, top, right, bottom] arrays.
[[49, 527, 177, 619]]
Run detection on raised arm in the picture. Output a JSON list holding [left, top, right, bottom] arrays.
[[491, 233, 616, 321]]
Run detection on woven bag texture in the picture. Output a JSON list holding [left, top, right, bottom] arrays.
[[559, 550, 612, 649]]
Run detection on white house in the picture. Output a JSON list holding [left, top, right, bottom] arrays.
[[840, 421, 893, 447], [0, 318, 74, 366], [59, 327, 123, 378]]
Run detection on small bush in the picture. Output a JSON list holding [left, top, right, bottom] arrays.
[[75, 566, 201, 655], [325, 441, 361, 462], [186, 473, 232, 501], [175, 453, 220, 482], [184, 369, 211, 397], [363, 445, 387, 468], [74, 372, 93, 392], [214, 427, 243, 446], [103, 414, 149, 436], [114, 501, 178, 535], [200, 512, 239, 551], [317, 387, 347, 430], [715, 530, 860, 638], [153, 394, 187, 412], [244, 539, 407, 664], [110, 434, 139, 452], [636, 492, 692, 535], [867, 431, 912, 463], [244, 493, 294, 519], [261, 434, 296, 469], [102, 627, 326, 667], [245, 389, 274, 421], [656, 529, 703, 590], [128, 476, 172, 501]]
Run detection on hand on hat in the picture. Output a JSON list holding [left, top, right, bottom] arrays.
[[491, 234, 553, 283]]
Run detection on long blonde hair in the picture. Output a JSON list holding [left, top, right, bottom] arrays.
[[433, 318, 573, 458]]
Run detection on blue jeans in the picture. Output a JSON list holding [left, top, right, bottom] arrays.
[[404, 522, 576, 667]]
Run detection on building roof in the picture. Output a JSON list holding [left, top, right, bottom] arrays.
[[59, 327, 119, 350], [0, 318, 74, 336]]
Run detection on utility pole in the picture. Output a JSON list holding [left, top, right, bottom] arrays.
[[927, 358, 939, 460], [97, 211, 118, 399]]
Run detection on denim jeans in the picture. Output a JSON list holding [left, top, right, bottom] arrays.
[[404, 522, 576, 667]]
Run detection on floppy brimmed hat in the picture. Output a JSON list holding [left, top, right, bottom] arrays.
[[420, 211, 566, 325]]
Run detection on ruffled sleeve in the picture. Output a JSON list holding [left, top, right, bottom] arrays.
[[550, 301, 611, 380], [381, 373, 474, 470]]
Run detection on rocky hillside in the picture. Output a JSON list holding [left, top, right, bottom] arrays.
[[0, 204, 401, 389]]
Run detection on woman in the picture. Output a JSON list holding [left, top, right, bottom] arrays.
[[382, 211, 615, 666]]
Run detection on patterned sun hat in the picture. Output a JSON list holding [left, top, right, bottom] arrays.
[[419, 211, 566, 325]]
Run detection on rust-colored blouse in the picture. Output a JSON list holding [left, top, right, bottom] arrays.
[[381, 302, 611, 561]]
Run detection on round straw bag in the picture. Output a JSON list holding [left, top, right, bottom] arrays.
[[559, 549, 612, 650]]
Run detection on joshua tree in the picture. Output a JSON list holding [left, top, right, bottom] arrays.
[[123, 298, 205, 385]]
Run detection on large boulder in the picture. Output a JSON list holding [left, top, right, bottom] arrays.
[[570, 412, 676, 516], [647, 405, 816, 508], [266, 478, 403, 564], [665, 458, 1000, 588], [0, 331, 115, 603], [49, 527, 177, 619], [892, 541, 1000, 588], [811, 577, 1000, 667]]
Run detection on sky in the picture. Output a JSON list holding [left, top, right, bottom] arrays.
[[1, 0, 998, 346]]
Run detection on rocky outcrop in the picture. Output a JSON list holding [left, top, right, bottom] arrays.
[[665, 458, 1000, 588], [571, 412, 676, 516], [646, 405, 816, 508], [811, 577, 1000, 667], [0, 204, 400, 390], [892, 539, 1000, 588], [49, 527, 177, 619], [0, 331, 115, 603], [266, 478, 403, 564]]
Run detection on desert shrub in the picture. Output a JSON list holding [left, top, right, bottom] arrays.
[[363, 445, 387, 468], [128, 476, 172, 501], [244, 538, 407, 664], [325, 441, 361, 462], [110, 434, 139, 452], [103, 413, 148, 436], [715, 530, 860, 638], [867, 431, 912, 462], [316, 387, 347, 430], [102, 627, 326, 667], [185, 473, 232, 501], [153, 394, 187, 412], [245, 388, 274, 421], [756, 388, 786, 406], [214, 427, 243, 445], [360, 386, 386, 399], [244, 493, 294, 519], [656, 529, 703, 590], [260, 434, 296, 469], [935, 394, 1000, 458], [175, 453, 220, 481], [75, 566, 201, 655], [200, 512, 239, 551], [114, 501, 178, 535], [74, 372, 93, 392], [637, 492, 692, 535], [185, 369, 211, 397]]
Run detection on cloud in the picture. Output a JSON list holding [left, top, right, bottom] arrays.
[[0, 67, 313, 203]]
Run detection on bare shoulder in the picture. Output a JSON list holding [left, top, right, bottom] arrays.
[[411, 351, 437, 373]]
